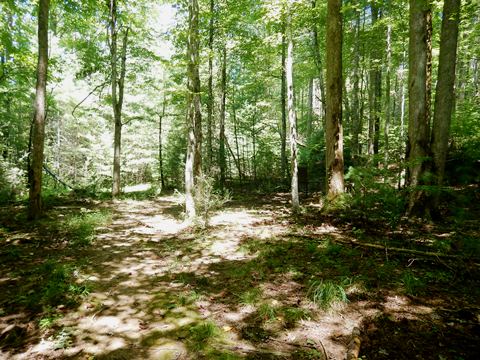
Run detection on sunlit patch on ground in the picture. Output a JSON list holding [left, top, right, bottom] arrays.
[[1, 193, 479, 360]]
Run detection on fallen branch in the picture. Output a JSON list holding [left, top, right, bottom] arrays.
[[291, 233, 479, 262]]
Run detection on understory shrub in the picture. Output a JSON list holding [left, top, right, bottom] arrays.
[[345, 163, 405, 226], [193, 173, 230, 227]]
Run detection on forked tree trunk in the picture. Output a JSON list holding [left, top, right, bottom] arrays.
[[325, 0, 344, 198], [28, 0, 49, 220], [286, 28, 299, 212], [430, 0, 461, 208]]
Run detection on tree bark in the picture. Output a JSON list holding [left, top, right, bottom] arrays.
[[368, 6, 382, 158], [206, 0, 215, 168], [28, 0, 49, 220], [109, 0, 128, 198], [159, 100, 166, 189], [430, 0, 461, 208], [281, 23, 288, 183], [185, 0, 202, 220], [325, 0, 344, 198], [350, 11, 361, 160], [384, 23, 392, 168], [286, 28, 299, 212], [219, 46, 227, 193], [407, 0, 431, 216], [312, 0, 326, 122]]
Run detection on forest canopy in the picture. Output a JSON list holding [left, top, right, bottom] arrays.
[[0, 0, 478, 218]]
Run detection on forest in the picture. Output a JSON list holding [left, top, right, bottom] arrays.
[[0, 0, 479, 359]]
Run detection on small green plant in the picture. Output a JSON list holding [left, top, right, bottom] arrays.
[[64, 209, 111, 246], [178, 290, 202, 306], [282, 307, 311, 326], [189, 321, 221, 350], [292, 348, 324, 359], [307, 280, 348, 310], [402, 270, 425, 296], [193, 173, 230, 228], [238, 288, 262, 305], [52, 327, 73, 349], [20, 260, 91, 310], [258, 303, 278, 321]]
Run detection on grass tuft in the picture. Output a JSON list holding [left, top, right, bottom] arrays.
[[189, 321, 221, 350], [307, 279, 348, 310], [63, 209, 111, 246]]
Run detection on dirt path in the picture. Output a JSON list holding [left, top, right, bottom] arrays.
[[1, 194, 479, 359]]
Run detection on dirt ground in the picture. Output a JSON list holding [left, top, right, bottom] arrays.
[[0, 191, 479, 359]]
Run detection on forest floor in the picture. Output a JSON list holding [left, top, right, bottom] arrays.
[[0, 187, 479, 360]]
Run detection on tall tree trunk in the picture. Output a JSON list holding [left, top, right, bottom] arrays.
[[325, 0, 344, 198], [219, 46, 227, 193], [351, 11, 361, 160], [312, 0, 326, 122], [368, 6, 382, 158], [286, 28, 299, 212], [28, 0, 49, 220], [430, 0, 461, 208], [158, 100, 166, 189], [281, 23, 288, 183], [185, 0, 202, 220], [307, 77, 314, 139], [407, 0, 431, 216], [109, 0, 128, 197], [232, 87, 242, 180], [384, 23, 392, 168], [206, 0, 215, 168]]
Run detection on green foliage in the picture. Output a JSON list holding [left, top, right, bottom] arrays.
[[0, 158, 25, 204], [193, 173, 230, 228], [401, 270, 425, 296], [307, 279, 349, 310], [282, 307, 312, 326], [345, 164, 405, 226], [52, 327, 74, 350], [238, 288, 262, 305], [178, 290, 202, 306], [63, 209, 111, 246], [39, 307, 62, 330], [257, 302, 278, 321], [189, 321, 221, 350], [18, 260, 90, 311]]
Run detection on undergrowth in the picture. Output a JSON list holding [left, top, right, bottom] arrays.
[[63, 209, 111, 246]]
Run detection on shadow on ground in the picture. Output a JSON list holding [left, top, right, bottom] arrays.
[[0, 191, 479, 359]]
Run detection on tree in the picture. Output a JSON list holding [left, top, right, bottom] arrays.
[[430, 0, 461, 208], [281, 22, 288, 183], [407, 0, 431, 215], [219, 46, 227, 192], [325, 0, 344, 198], [367, 4, 382, 157], [286, 14, 299, 212], [185, 0, 202, 220], [28, 0, 49, 220], [108, 0, 129, 197]]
